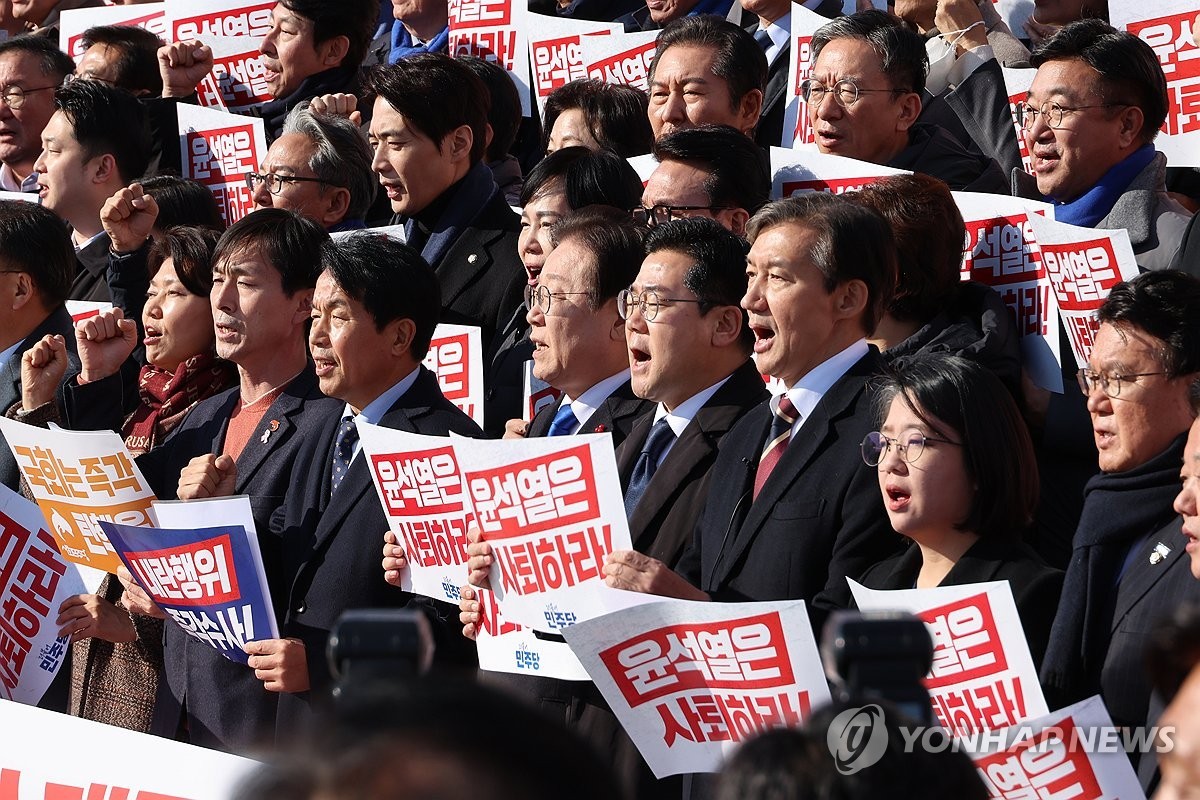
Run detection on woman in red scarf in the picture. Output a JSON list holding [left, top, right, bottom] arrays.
[[18, 225, 235, 732]]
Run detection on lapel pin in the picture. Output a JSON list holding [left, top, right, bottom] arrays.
[[1149, 541, 1171, 565], [593, 424, 607, 433], [467, 253, 478, 264], [259, 419, 281, 444]]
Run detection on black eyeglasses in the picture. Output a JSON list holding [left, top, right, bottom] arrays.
[[525, 283, 589, 315], [0, 84, 58, 110], [617, 288, 705, 322], [245, 171, 330, 195], [1077, 368, 1167, 399], [1016, 101, 1129, 131], [799, 78, 907, 108], [861, 430, 961, 466], [629, 203, 733, 227]]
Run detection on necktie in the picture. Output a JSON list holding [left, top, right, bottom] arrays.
[[548, 402, 579, 436], [754, 27, 772, 53], [623, 417, 677, 517], [753, 396, 799, 500], [330, 416, 358, 495]]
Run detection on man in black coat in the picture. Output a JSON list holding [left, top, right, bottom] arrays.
[[604, 193, 899, 627], [257, 232, 480, 739], [366, 54, 525, 352]]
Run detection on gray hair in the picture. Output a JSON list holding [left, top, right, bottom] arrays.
[[282, 102, 375, 221]]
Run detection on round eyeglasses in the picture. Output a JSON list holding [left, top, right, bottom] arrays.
[[616, 288, 705, 322], [861, 430, 962, 467], [799, 78, 906, 108], [1016, 101, 1128, 131], [1076, 368, 1167, 399]]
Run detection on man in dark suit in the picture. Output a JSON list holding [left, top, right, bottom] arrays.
[[0, 202, 79, 489], [604, 192, 898, 624], [32, 78, 151, 306], [647, 16, 766, 141], [366, 54, 525, 350], [251, 232, 479, 739], [108, 209, 341, 751], [1041, 271, 1200, 788], [515, 208, 652, 448]]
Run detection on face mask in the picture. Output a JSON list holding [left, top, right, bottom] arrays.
[[925, 20, 985, 95]]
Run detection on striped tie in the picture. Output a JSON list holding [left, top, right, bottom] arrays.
[[753, 396, 798, 500]]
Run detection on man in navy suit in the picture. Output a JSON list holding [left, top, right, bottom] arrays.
[[259, 232, 480, 737], [604, 192, 898, 625]]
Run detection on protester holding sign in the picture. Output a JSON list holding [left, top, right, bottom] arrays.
[[856, 353, 1062, 666]]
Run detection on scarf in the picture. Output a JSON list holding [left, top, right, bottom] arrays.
[[123, 353, 237, 456], [1051, 144, 1157, 228], [389, 23, 449, 63], [402, 161, 499, 269], [1039, 433, 1186, 707]]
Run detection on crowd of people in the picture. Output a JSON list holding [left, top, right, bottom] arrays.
[[1, 0, 1199, 797]]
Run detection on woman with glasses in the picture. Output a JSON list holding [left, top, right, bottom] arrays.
[[856, 353, 1062, 666]]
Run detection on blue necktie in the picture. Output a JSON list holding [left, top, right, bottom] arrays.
[[754, 27, 772, 53], [623, 417, 676, 517], [548, 403, 578, 436], [330, 416, 358, 495]]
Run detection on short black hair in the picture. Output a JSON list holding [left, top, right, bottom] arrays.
[[53, 79, 151, 185], [0, 201, 74, 308], [653, 124, 771, 215], [1097, 270, 1200, 378], [459, 56, 522, 163], [550, 206, 646, 310], [80, 24, 164, 95], [0, 34, 74, 81], [541, 79, 653, 158], [212, 208, 328, 296], [141, 175, 226, 232], [1031, 19, 1169, 144], [279, 0, 378, 71], [365, 55, 489, 164], [747, 193, 897, 334], [812, 10, 928, 97], [519, 146, 643, 211], [874, 353, 1039, 539], [651, 15, 767, 113], [851, 174, 964, 324], [319, 233, 440, 360], [147, 225, 222, 297], [644, 217, 753, 351]]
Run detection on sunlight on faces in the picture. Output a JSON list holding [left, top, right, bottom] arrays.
[[645, 0, 700, 25], [34, 110, 94, 222], [1023, 58, 1141, 203], [642, 160, 744, 235], [808, 38, 919, 165], [252, 133, 340, 225], [1173, 416, 1200, 580], [369, 97, 465, 217], [546, 108, 601, 154], [75, 45, 123, 86], [0, 51, 58, 175], [1085, 323, 1196, 474], [648, 44, 758, 139], [517, 186, 569, 283], [210, 247, 311, 368], [259, 3, 330, 100], [309, 270, 413, 413], [876, 394, 973, 542], [142, 259, 215, 373]]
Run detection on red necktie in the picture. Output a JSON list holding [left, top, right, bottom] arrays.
[[753, 396, 798, 500]]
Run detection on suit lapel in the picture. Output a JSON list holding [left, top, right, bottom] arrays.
[[234, 370, 319, 492], [1110, 518, 1187, 631], [437, 226, 505, 311], [629, 424, 715, 547]]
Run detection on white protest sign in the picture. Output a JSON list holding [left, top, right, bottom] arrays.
[[456, 433, 636, 632], [627, 152, 658, 186], [166, 0, 275, 43], [0, 698, 259, 799], [580, 30, 658, 93], [195, 36, 272, 113], [0, 191, 35, 203], [850, 579, 1048, 736], [65, 300, 113, 325], [782, 5, 838, 149], [965, 696, 1149, 800], [357, 425, 472, 605], [563, 599, 830, 777], [953, 191, 1062, 393], [1001, 67, 1037, 175], [1024, 215, 1140, 370], [0, 419, 154, 575], [448, 0, 532, 116], [992, 0, 1035, 46], [1114, 1, 1200, 167], [473, 586, 591, 681], [522, 360, 561, 423], [59, 3, 166, 60], [528, 15, 622, 116], [769, 147, 911, 199], [0, 486, 85, 706], [178, 103, 266, 227], [425, 324, 484, 429]]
